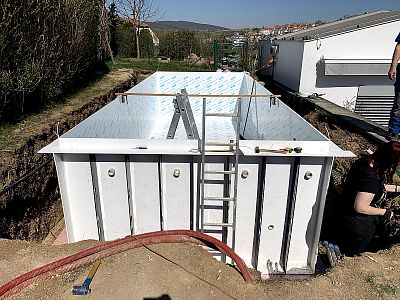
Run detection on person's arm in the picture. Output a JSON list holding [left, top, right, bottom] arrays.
[[354, 192, 392, 218], [384, 184, 400, 193], [388, 43, 400, 80]]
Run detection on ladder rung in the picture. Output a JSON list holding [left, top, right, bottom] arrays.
[[201, 205, 223, 210], [204, 197, 235, 202], [204, 170, 235, 175], [203, 222, 234, 227], [205, 113, 237, 117], [209, 252, 224, 257], [205, 142, 235, 146], [202, 229, 224, 234]]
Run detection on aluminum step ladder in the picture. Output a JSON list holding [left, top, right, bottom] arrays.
[[166, 89, 199, 139], [199, 97, 241, 253]]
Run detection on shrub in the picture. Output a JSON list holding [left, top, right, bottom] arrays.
[[0, 0, 103, 122]]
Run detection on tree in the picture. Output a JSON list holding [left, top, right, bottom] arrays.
[[0, 0, 102, 121], [139, 29, 154, 59], [158, 31, 203, 60], [108, 2, 119, 55], [115, 0, 161, 58], [99, 0, 115, 64]]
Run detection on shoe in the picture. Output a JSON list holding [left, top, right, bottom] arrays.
[[389, 133, 400, 141]]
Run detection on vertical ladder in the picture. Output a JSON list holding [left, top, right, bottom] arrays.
[[200, 97, 241, 251]]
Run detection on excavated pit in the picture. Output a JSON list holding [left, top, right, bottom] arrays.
[[303, 109, 400, 244], [0, 73, 141, 241]]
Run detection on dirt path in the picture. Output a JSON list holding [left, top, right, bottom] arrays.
[[0, 239, 398, 299]]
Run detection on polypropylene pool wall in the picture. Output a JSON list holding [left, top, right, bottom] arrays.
[[62, 72, 326, 141], [40, 72, 354, 276]]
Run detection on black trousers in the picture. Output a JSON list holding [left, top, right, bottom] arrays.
[[338, 215, 380, 256], [388, 67, 400, 135]]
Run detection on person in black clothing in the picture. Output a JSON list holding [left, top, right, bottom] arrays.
[[338, 141, 400, 256], [388, 32, 400, 140]]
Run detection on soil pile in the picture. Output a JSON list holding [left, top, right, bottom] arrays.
[[0, 239, 399, 299]]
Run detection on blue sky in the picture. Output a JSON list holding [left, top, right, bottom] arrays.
[[113, 0, 400, 29]]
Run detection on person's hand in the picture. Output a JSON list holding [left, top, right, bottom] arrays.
[[388, 65, 397, 80]]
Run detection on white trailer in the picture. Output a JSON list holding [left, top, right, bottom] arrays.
[[40, 71, 353, 275]]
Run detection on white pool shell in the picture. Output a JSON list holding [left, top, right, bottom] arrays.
[[40, 71, 354, 275]]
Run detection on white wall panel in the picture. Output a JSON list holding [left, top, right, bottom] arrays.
[[128, 155, 161, 234], [54, 154, 98, 242], [95, 155, 131, 240], [286, 157, 324, 273], [235, 159, 259, 266], [161, 156, 192, 230], [258, 157, 293, 274]]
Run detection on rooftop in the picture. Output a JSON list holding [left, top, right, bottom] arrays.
[[275, 10, 400, 41]]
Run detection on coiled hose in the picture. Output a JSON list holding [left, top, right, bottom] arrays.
[[0, 230, 253, 299]]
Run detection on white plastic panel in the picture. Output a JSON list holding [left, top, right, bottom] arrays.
[[128, 155, 161, 234], [55, 71, 330, 142], [234, 158, 260, 266], [257, 157, 293, 274], [62, 75, 158, 139], [95, 155, 131, 240], [161, 156, 192, 230], [54, 154, 98, 242], [308, 157, 333, 270], [286, 157, 324, 274]]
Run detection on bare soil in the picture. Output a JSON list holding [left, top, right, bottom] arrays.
[[0, 239, 399, 300]]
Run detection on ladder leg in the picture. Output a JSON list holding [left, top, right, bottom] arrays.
[[231, 98, 242, 252], [200, 98, 207, 233], [166, 98, 181, 139]]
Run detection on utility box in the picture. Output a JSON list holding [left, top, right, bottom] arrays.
[[40, 71, 353, 275]]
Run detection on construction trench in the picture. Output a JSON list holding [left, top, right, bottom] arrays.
[[0, 72, 142, 241], [0, 71, 399, 298]]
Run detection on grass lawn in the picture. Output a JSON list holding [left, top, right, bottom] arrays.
[[106, 57, 210, 72]]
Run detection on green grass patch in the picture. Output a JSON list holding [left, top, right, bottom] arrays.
[[0, 123, 14, 149], [107, 57, 210, 72], [365, 274, 397, 296], [378, 283, 397, 296], [365, 275, 375, 284]]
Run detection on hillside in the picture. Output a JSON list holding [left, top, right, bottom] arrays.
[[147, 20, 229, 31]]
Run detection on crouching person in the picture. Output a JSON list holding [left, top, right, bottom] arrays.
[[337, 141, 400, 256]]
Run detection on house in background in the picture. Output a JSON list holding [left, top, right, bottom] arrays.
[[124, 18, 160, 51], [259, 10, 400, 126]]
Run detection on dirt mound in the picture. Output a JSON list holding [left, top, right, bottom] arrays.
[[0, 239, 399, 299]]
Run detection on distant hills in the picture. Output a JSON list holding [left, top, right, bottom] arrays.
[[147, 21, 229, 31]]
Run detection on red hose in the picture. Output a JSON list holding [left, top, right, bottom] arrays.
[[0, 235, 203, 299], [0, 230, 253, 298]]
